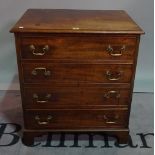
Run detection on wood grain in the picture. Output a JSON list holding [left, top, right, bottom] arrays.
[[20, 34, 137, 61], [23, 86, 131, 109], [24, 108, 129, 130], [10, 9, 144, 34], [10, 9, 144, 145], [22, 63, 133, 84]]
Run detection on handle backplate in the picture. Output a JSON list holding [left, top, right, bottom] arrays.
[[29, 44, 49, 56], [104, 115, 119, 124], [106, 70, 122, 81], [106, 45, 126, 57], [104, 90, 120, 99], [31, 67, 51, 76], [33, 93, 51, 103], [35, 115, 53, 125]]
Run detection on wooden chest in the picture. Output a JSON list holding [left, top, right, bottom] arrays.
[[10, 9, 144, 145]]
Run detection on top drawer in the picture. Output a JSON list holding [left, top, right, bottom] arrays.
[[20, 35, 137, 61]]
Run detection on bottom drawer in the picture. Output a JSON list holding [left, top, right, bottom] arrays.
[[24, 108, 129, 130]]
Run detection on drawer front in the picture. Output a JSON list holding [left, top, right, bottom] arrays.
[[20, 35, 137, 61], [23, 86, 130, 108], [24, 109, 128, 129], [22, 63, 133, 84]]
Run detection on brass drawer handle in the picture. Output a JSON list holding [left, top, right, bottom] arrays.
[[104, 90, 120, 99], [31, 67, 51, 76], [106, 71, 122, 81], [33, 93, 51, 103], [35, 115, 53, 125], [29, 44, 49, 56], [104, 115, 119, 124], [106, 45, 126, 56]]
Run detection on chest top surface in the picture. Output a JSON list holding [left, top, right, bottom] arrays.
[[10, 9, 144, 34]]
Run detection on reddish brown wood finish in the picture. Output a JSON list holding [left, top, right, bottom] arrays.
[[24, 108, 128, 129], [23, 86, 131, 109], [10, 9, 144, 34], [10, 9, 144, 145], [20, 35, 137, 61], [22, 63, 133, 84]]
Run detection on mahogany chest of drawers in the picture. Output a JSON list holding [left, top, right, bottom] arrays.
[[10, 9, 144, 145]]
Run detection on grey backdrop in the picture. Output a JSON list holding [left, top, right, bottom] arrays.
[[0, 0, 153, 92]]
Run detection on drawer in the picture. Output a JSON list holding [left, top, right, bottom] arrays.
[[24, 108, 128, 130], [22, 63, 133, 84], [23, 86, 131, 108], [20, 35, 137, 61]]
